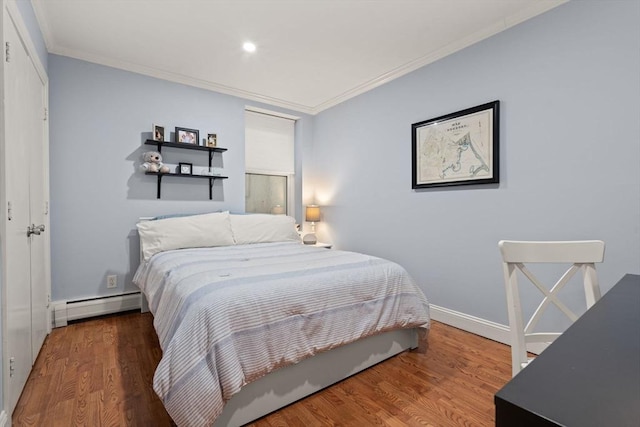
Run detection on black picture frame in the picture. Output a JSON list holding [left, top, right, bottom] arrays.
[[411, 100, 499, 189], [178, 162, 193, 175], [175, 127, 199, 145]]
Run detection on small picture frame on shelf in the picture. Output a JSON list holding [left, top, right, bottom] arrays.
[[178, 162, 193, 175], [175, 127, 199, 145], [153, 124, 165, 142], [206, 133, 217, 147]]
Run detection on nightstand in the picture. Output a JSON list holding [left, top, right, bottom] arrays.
[[313, 242, 332, 249]]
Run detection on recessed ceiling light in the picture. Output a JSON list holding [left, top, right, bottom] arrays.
[[243, 42, 256, 53]]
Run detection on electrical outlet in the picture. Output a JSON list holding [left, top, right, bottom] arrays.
[[107, 275, 117, 288]]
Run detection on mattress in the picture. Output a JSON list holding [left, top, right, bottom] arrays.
[[133, 241, 430, 426]]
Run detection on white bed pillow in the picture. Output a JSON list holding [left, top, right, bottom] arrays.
[[230, 214, 301, 245], [137, 211, 234, 261]]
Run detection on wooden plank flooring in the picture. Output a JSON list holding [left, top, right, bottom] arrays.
[[13, 312, 512, 426]]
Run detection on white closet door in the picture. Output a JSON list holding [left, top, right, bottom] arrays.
[[3, 11, 49, 413], [26, 40, 48, 361], [4, 15, 34, 413]]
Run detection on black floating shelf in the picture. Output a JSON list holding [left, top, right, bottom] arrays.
[[145, 172, 228, 200], [144, 139, 227, 153], [143, 139, 228, 199], [145, 172, 229, 179]]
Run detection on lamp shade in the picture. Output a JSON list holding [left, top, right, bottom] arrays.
[[305, 205, 321, 222]]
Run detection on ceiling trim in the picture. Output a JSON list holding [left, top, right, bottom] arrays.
[[48, 45, 318, 115], [30, 0, 55, 51], [314, 0, 568, 113], [31, 0, 568, 116]]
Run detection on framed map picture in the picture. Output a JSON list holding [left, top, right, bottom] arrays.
[[412, 100, 499, 189]]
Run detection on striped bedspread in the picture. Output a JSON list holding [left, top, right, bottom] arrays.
[[133, 242, 430, 426]]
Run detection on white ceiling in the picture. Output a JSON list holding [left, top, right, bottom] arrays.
[[32, 0, 566, 114]]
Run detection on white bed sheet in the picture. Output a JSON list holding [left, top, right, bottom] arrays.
[[133, 242, 430, 426]]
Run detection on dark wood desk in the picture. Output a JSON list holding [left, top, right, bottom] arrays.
[[495, 274, 640, 427]]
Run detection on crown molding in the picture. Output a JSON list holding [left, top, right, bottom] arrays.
[[312, 0, 568, 114], [47, 44, 317, 115], [32, 0, 567, 116], [30, 0, 54, 51]]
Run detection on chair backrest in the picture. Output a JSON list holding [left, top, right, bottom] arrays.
[[498, 240, 605, 376]]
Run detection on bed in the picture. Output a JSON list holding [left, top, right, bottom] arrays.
[[133, 212, 430, 427]]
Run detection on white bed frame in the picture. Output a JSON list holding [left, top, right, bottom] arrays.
[[214, 327, 420, 426], [141, 292, 422, 426], [136, 218, 425, 426]]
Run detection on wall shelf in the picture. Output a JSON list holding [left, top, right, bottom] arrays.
[[144, 139, 228, 153], [143, 139, 228, 199]]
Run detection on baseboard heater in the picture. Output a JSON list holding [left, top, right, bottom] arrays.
[[53, 292, 142, 328]]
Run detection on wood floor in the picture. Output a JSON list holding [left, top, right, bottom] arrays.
[[13, 312, 512, 426]]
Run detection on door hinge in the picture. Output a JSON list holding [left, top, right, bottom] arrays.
[[9, 357, 15, 377], [5, 42, 10, 63], [47, 294, 51, 308], [44, 200, 49, 215], [7, 201, 12, 221], [44, 107, 48, 121]]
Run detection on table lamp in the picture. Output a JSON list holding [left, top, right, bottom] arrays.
[[303, 205, 321, 245]]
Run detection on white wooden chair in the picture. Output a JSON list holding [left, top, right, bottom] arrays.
[[498, 240, 605, 376]]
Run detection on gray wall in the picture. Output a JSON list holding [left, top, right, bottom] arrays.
[[48, 55, 312, 300], [309, 0, 640, 324]]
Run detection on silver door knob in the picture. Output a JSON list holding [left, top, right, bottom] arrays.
[[26, 224, 45, 237]]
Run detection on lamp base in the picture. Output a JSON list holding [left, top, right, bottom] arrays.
[[302, 233, 317, 245]]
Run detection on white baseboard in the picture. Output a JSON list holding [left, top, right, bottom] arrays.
[[430, 304, 511, 345], [52, 292, 142, 328], [49, 296, 530, 352], [0, 410, 7, 427], [430, 304, 546, 355]]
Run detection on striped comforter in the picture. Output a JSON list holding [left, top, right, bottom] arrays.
[[133, 242, 430, 426]]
